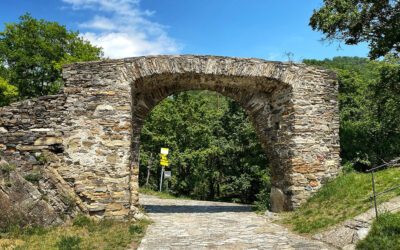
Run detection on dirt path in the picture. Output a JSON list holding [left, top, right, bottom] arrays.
[[136, 194, 333, 250]]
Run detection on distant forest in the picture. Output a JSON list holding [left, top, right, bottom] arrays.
[[139, 56, 400, 208]]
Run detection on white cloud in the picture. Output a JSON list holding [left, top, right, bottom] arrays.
[[62, 0, 181, 58]]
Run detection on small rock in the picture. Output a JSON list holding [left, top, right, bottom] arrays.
[[312, 233, 323, 240]]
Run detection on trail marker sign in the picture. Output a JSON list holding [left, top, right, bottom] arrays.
[[164, 171, 171, 179], [159, 147, 169, 191], [161, 148, 169, 155], [160, 154, 168, 166]]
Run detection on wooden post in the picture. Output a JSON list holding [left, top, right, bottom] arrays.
[[146, 153, 152, 188]]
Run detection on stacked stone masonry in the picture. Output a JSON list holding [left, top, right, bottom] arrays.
[[0, 55, 341, 220]]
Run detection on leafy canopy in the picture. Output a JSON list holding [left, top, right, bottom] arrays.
[[310, 0, 400, 59], [0, 77, 18, 107], [303, 56, 400, 168], [0, 13, 103, 100], [139, 91, 270, 208]]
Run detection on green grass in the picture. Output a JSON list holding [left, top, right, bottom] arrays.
[[356, 212, 400, 249], [139, 187, 192, 200], [0, 215, 151, 250], [1, 164, 16, 172], [282, 167, 400, 234]]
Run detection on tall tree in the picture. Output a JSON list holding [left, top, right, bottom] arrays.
[[303, 56, 400, 168], [0, 13, 103, 99], [310, 0, 400, 59]]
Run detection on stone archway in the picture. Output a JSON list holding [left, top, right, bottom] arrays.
[[0, 55, 340, 220], [122, 56, 341, 218]]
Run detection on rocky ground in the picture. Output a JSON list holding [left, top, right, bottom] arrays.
[[136, 194, 334, 250]]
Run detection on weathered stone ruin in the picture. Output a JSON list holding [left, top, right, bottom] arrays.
[[0, 55, 341, 221]]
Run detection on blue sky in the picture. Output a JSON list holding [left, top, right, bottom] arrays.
[[0, 0, 369, 61]]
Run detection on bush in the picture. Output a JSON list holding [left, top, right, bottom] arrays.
[[129, 224, 143, 235], [356, 212, 400, 249], [55, 235, 82, 250], [1, 164, 16, 172], [72, 214, 93, 227], [24, 172, 41, 183]]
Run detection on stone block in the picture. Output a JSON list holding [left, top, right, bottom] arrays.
[[34, 137, 62, 146]]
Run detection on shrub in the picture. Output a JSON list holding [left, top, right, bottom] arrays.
[[72, 214, 93, 227], [55, 235, 82, 250], [24, 172, 41, 183], [1, 164, 16, 172], [129, 224, 143, 235], [356, 212, 400, 249], [36, 154, 48, 164]]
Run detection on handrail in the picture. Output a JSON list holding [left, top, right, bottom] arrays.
[[367, 157, 400, 218]]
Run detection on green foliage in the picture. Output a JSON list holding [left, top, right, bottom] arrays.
[[5, 181, 12, 187], [36, 154, 48, 164], [283, 167, 400, 233], [24, 172, 41, 183], [0, 13, 103, 100], [62, 194, 76, 208], [139, 91, 270, 206], [129, 224, 143, 235], [139, 188, 191, 200], [1, 164, 16, 172], [0, 77, 18, 107], [303, 56, 400, 169], [72, 214, 93, 227], [356, 212, 400, 250], [56, 235, 82, 250], [310, 0, 400, 59], [1, 215, 150, 249]]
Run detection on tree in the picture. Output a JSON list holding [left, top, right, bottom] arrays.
[[303, 56, 400, 169], [0, 13, 103, 99], [138, 90, 270, 206], [310, 0, 400, 59], [0, 77, 18, 107]]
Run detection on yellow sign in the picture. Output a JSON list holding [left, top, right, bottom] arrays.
[[160, 153, 168, 166]]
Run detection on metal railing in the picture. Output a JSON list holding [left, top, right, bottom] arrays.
[[366, 157, 400, 218]]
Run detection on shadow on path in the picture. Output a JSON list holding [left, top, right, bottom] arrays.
[[142, 204, 253, 213]]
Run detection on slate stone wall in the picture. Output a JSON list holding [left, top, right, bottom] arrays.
[[0, 55, 341, 219]]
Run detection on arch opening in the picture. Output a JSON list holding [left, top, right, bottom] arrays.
[[137, 90, 271, 207], [129, 72, 295, 216]]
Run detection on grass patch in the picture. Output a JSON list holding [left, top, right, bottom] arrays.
[[282, 167, 400, 234], [24, 172, 41, 183], [356, 212, 400, 249], [1, 164, 16, 172], [0, 215, 151, 250], [139, 187, 192, 200]]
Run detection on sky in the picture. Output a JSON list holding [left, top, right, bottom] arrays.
[[0, 0, 370, 61]]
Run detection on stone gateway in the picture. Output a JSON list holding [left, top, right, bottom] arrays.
[[0, 55, 341, 220]]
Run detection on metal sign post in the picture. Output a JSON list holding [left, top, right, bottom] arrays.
[[164, 171, 171, 192], [159, 148, 169, 192]]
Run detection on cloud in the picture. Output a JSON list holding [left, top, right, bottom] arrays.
[[62, 0, 181, 58]]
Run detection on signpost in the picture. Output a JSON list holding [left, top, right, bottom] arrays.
[[159, 148, 169, 192], [164, 171, 171, 191]]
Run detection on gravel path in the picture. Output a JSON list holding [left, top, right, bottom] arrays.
[[136, 194, 334, 250]]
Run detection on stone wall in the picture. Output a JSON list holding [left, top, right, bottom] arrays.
[[0, 55, 341, 219]]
